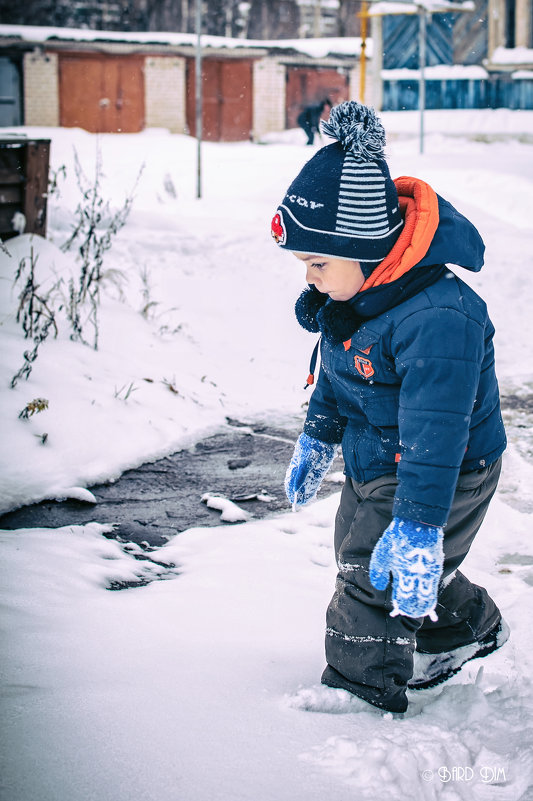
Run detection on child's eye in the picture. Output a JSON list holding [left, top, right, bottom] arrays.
[[311, 262, 326, 270]]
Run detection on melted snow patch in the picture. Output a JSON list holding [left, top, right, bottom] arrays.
[[43, 486, 97, 504], [201, 492, 251, 522], [0, 522, 178, 593]]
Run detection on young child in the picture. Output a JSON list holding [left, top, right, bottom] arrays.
[[271, 101, 508, 713]]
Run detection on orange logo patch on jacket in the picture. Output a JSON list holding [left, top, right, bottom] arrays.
[[353, 345, 374, 378]]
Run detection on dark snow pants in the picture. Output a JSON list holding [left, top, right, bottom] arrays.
[[323, 457, 502, 713], [297, 114, 316, 145]]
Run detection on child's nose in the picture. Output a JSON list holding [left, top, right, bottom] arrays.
[[306, 267, 318, 285]]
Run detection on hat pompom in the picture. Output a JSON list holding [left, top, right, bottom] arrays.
[[321, 101, 386, 162]]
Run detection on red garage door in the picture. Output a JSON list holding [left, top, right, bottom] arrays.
[[186, 58, 253, 141], [286, 67, 350, 129], [59, 53, 145, 133]]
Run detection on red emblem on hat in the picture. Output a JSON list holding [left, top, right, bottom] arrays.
[[271, 211, 286, 245]]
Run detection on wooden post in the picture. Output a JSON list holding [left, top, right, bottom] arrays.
[[195, 0, 202, 199], [25, 140, 50, 237], [418, 6, 426, 155]]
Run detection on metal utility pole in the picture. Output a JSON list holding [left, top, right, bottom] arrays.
[[418, 5, 427, 154], [359, 1, 369, 103], [313, 0, 322, 36], [195, 0, 203, 199]]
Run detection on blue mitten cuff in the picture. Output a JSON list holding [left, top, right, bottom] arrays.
[[369, 517, 444, 621], [285, 433, 337, 507]]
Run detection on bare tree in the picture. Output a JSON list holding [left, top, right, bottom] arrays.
[[337, 0, 362, 38], [247, 0, 300, 39], [0, 0, 346, 37]]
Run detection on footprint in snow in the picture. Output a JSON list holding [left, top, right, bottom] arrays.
[[284, 685, 384, 715]]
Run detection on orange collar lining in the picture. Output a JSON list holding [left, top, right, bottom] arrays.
[[359, 176, 439, 292]]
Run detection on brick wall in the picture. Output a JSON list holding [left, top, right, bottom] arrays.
[[144, 56, 187, 133], [23, 50, 60, 126], [252, 58, 286, 141]]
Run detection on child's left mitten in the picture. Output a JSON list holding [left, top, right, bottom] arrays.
[[369, 517, 444, 621], [285, 433, 337, 506]]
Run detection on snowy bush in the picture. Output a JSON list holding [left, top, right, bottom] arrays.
[[61, 148, 143, 349], [10, 247, 58, 388]]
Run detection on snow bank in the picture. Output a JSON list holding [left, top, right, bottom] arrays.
[[383, 65, 489, 80], [1, 112, 533, 800], [1, 114, 533, 513], [491, 46, 533, 66], [0, 129, 312, 513], [1, 488, 532, 801]]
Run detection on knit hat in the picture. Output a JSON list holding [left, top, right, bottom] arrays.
[[271, 102, 404, 278]]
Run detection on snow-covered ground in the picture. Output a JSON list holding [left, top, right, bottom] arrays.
[[1, 110, 533, 800]]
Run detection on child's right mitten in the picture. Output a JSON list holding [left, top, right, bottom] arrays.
[[285, 433, 337, 506]]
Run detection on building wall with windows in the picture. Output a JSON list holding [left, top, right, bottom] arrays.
[[1, 27, 362, 139], [370, 0, 533, 110], [489, 0, 533, 53]]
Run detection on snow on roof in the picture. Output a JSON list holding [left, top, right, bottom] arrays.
[[512, 70, 533, 79], [382, 64, 488, 79], [297, 0, 339, 6], [0, 24, 367, 59], [368, 0, 474, 14], [491, 46, 533, 66]]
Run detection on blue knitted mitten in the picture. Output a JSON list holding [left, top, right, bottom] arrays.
[[285, 433, 337, 507], [369, 517, 444, 621]]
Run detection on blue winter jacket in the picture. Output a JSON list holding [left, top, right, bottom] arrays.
[[302, 178, 506, 527]]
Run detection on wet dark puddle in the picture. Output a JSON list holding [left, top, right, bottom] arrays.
[[0, 418, 344, 548], [2, 397, 525, 590]]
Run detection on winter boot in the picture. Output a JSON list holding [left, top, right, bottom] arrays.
[[408, 618, 510, 690]]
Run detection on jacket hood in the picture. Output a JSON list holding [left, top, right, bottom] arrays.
[[359, 176, 485, 291], [418, 193, 485, 271]]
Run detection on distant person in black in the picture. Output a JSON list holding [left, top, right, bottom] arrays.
[[297, 98, 332, 145]]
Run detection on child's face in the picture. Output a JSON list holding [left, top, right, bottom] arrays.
[[293, 253, 365, 302]]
